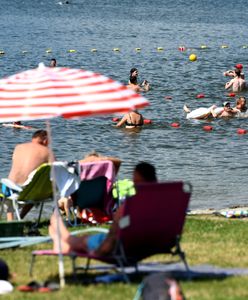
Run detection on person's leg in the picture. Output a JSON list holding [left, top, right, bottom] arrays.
[[7, 212, 14, 221], [6, 201, 14, 221], [183, 105, 191, 113], [49, 213, 88, 253]]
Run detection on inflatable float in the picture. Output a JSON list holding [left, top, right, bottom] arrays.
[[185, 106, 223, 120]]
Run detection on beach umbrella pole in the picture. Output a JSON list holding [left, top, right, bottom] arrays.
[[46, 120, 65, 288]]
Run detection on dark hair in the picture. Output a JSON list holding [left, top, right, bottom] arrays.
[[0, 259, 9, 280], [130, 68, 138, 75], [134, 162, 157, 182], [32, 130, 48, 140], [235, 69, 241, 77], [129, 76, 138, 84], [51, 58, 56, 63]]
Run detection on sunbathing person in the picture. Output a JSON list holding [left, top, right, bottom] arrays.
[[58, 152, 122, 220], [51, 162, 157, 252], [49, 206, 121, 255], [4, 130, 54, 221]]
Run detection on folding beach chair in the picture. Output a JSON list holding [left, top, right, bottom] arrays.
[[53, 160, 117, 225], [30, 181, 191, 281], [0, 163, 52, 226]]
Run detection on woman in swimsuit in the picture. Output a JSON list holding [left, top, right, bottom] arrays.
[[115, 110, 144, 129]]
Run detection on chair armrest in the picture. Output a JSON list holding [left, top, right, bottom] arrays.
[[1, 178, 23, 192]]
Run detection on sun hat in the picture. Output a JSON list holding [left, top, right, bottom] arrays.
[[223, 101, 231, 107], [235, 64, 243, 70]]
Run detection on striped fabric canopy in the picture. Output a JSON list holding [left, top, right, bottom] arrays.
[[0, 63, 149, 123]]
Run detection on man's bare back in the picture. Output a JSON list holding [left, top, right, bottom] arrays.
[[8, 141, 50, 185]]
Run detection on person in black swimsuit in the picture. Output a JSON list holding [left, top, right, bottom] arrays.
[[115, 110, 144, 129]]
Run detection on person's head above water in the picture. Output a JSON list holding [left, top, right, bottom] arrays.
[[234, 69, 242, 77], [223, 101, 231, 108], [50, 58, 57, 68], [130, 68, 138, 78], [133, 162, 157, 184], [236, 96, 247, 111]]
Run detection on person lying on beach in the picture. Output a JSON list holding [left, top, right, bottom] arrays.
[[225, 69, 246, 92], [184, 101, 238, 120], [115, 110, 144, 129], [223, 64, 245, 79], [4, 130, 54, 221]]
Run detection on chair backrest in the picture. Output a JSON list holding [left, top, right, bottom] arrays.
[[72, 176, 107, 210], [79, 160, 116, 193], [18, 164, 52, 202], [118, 181, 191, 261]]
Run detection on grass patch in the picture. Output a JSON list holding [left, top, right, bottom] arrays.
[[2, 215, 248, 299]]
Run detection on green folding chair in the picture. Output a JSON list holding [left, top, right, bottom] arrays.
[[0, 163, 53, 226]]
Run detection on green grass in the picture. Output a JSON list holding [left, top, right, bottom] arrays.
[[2, 215, 248, 299]]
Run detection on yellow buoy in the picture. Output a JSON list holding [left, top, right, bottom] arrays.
[[135, 48, 141, 51], [46, 49, 52, 53], [68, 49, 76, 53], [113, 48, 120, 52], [200, 45, 207, 49], [0, 50, 5, 55], [91, 48, 97, 52], [189, 53, 197, 61], [157, 47, 164, 51], [221, 45, 228, 49]]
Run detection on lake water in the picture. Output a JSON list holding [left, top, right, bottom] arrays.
[[0, 0, 248, 211]]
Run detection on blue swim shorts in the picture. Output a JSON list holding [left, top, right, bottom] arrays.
[[87, 233, 107, 252]]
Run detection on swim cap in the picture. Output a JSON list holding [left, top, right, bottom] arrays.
[[235, 64, 243, 70]]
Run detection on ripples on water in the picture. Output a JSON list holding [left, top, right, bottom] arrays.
[[0, 0, 248, 210]]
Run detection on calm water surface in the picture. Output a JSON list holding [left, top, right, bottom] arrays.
[[1, 0, 248, 211]]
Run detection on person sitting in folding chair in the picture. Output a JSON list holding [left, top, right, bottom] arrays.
[[50, 162, 157, 255], [2, 130, 54, 221], [58, 151, 122, 222]]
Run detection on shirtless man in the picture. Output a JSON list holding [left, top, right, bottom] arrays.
[[210, 101, 237, 118], [225, 69, 246, 92], [223, 64, 245, 79], [6, 130, 53, 220]]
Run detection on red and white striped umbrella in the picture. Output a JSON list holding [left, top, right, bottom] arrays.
[[0, 63, 149, 123]]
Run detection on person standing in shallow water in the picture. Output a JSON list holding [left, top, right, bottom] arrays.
[[225, 69, 246, 92], [115, 110, 144, 129], [128, 68, 150, 91]]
